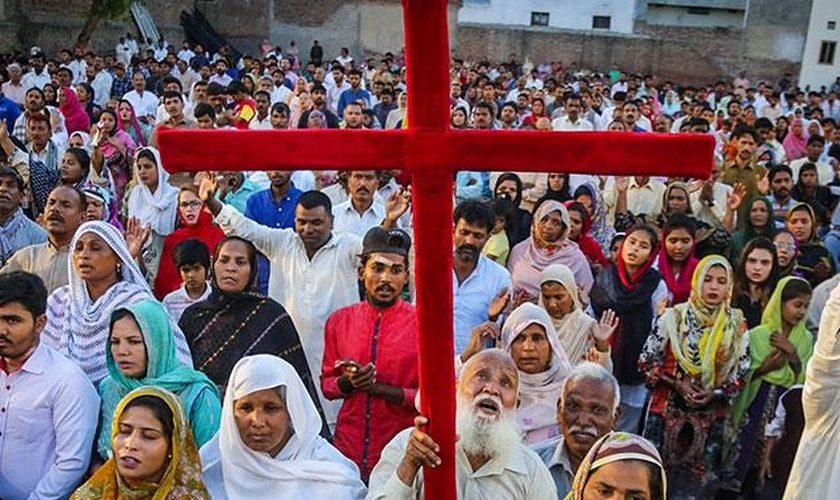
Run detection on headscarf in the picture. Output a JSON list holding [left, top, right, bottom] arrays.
[[782, 118, 809, 160], [81, 183, 124, 232], [661, 90, 681, 117], [508, 200, 594, 295], [117, 99, 147, 147], [538, 264, 596, 364], [659, 256, 745, 390], [98, 299, 220, 458], [730, 197, 775, 259], [127, 147, 179, 236], [566, 201, 609, 269], [730, 276, 814, 427], [501, 302, 573, 443], [575, 181, 614, 254], [69, 131, 91, 150], [42, 221, 193, 384], [72, 387, 210, 500], [540, 172, 572, 203], [566, 432, 667, 500], [657, 219, 700, 305], [661, 182, 694, 218], [200, 355, 366, 500], [59, 86, 91, 134], [153, 197, 224, 299]]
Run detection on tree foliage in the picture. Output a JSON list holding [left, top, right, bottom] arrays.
[[77, 0, 133, 47]]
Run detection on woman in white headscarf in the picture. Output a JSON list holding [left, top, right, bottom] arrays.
[[200, 355, 366, 500], [42, 221, 192, 385], [126, 146, 179, 283], [538, 264, 615, 369], [500, 302, 573, 447]]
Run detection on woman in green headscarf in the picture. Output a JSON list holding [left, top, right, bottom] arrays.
[[729, 197, 775, 264], [723, 277, 814, 495], [95, 298, 221, 461]]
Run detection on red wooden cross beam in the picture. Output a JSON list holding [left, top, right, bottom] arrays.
[[158, 1, 714, 497]]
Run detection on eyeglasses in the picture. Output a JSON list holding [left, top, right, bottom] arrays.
[[179, 200, 202, 209], [774, 241, 796, 250]]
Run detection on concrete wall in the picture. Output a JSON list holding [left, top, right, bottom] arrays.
[[799, 0, 840, 90], [644, 5, 744, 28], [458, 0, 635, 34]]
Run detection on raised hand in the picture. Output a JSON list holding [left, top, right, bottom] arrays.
[[727, 182, 747, 211], [461, 321, 501, 363], [124, 216, 151, 259], [592, 309, 619, 341], [197, 171, 219, 202], [487, 287, 510, 320], [757, 171, 770, 195], [385, 186, 412, 225]]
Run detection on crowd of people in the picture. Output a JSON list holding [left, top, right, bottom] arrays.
[[1, 33, 840, 500]]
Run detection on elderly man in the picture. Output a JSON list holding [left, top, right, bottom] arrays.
[[538, 362, 620, 499], [0, 167, 46, 267], [368, 349, 556, 499]]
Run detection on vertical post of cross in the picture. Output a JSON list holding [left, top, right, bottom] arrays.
[[402, 0, 457, 498]]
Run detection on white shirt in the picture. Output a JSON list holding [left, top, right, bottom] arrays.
[[90, 70, 114, 108], [270, 85, 292, 105], [291, 170, 316, 191], [784, 281, 840, 500], [122, 89, 159, 119], [0, 342, 100, 500], [551, 115, 593, 132], [332, 199, 387, 238], [689, 180, 733, 227], [453, 255, 511, 353], [215, 204, 362, 425], [1, 82, 26, 105], [789, 158, 834, 186], [328, 81, 351, 115], [162, 283, 212, 323], [603, 177, 667, 222], [177, 49, 195, 63], [368, 427, 557, 500], [20, 70, 51, 91], [248, 113, 272, 130], [209, 73, 233, 87]]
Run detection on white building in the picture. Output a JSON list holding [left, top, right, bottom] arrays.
[[799, 0, 840, 90], [458, 0, 637, 34], [640, 0, 746, 28]]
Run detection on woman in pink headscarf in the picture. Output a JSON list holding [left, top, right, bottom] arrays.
[[783, 117, 809, 160], [58, 86, 91, 135]]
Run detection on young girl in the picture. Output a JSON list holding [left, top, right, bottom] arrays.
[[656, 212, 700, 305], [590, 223, 668, 433], [725, 277, 814, 496], [58, 148, 91, 188], [566, 201, 609, 274], [482, 196, 513, 266], [732, 237, 779, 329]]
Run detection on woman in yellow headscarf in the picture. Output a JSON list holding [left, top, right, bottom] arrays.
[[723, 276, 813, 496], [638, 255, 749, 498], [72, 387, 209, 499]]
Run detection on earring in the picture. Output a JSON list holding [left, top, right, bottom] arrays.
[[116, 262, 122, 274]]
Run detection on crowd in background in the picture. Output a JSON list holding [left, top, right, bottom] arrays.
[[1, 33, 840, 499]]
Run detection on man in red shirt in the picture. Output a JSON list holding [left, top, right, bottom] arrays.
[[321, 226, 419, 482]]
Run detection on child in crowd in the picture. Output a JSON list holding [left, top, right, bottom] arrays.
[[482, 196, 514, 265], [162, 238, 212, 322]]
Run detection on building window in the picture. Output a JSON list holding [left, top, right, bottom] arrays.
[[687, 7, 711, 15], [828, 21, 836, 30], [592, 16, 611, 30], [819, 41, 837, 65], [531, 12, 549, 26]]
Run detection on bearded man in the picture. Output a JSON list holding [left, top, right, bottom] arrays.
[[367, 349, 557, 499]]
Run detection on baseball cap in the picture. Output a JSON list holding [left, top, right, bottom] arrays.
[[361, 227, 411, 257]]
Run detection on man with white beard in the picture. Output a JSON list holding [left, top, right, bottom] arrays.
[[367, 349, 557, 499]]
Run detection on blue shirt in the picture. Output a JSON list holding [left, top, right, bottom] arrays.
[[222, 176, 260, 214], [453, 254, 511, 353], [0, 95, 21, 134], [244, 185, 303, 293], [337, 87, 372, 117]]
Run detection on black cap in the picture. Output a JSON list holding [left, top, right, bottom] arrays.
[[362, 227, 411, 257]]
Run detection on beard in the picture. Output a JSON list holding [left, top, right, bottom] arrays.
[[456, 393, 521, 459]]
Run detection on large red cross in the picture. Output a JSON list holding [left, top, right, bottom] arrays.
[[158, 1, 713, 496]]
